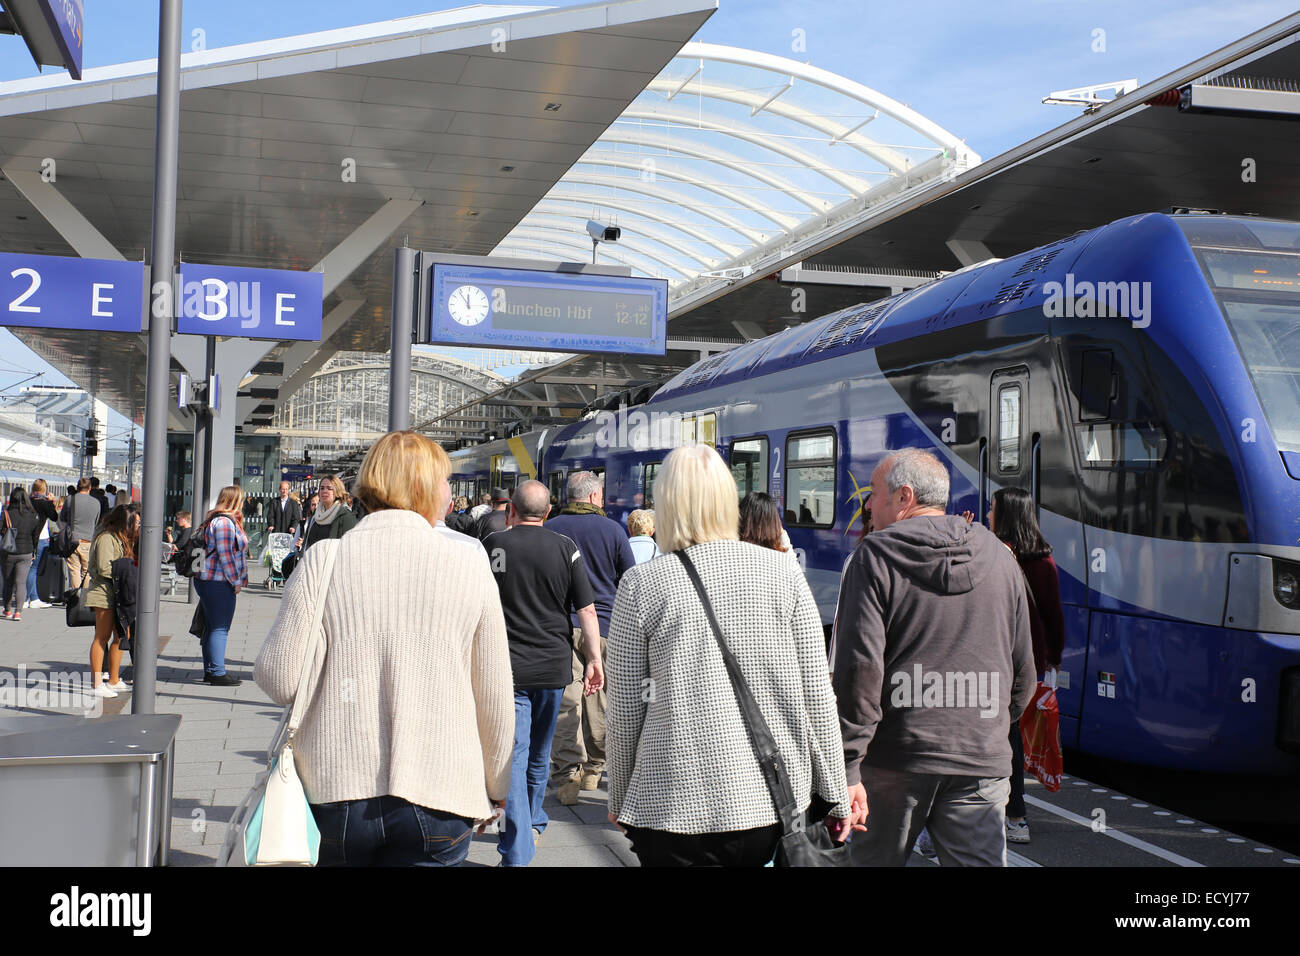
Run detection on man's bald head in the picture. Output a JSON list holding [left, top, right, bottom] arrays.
[[512, 480, 552, 520]]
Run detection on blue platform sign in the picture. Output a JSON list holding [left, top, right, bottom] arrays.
[[0, 251, 145, 332], [428, 263, 667, 355], [177, 263, 323, 341], [280, 465, 315, 482], [39, 1, 84, 80]]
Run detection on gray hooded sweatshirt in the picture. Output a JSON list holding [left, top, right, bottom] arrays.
[[832, 514, 1036, 783]]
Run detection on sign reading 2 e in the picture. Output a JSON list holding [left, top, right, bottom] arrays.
[[0, 252, 145, 333], [176, 263, 323, 341]]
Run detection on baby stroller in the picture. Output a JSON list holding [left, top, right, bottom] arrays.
[[262, 533, 295, 591]]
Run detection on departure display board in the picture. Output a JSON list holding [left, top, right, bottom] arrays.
[[428, 262, 667, 355]]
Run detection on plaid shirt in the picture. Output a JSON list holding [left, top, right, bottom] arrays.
[[199, 514, 247, 587]]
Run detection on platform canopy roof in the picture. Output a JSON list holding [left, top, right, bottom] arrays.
[[413, 9, 1300, 444], [0, 0, 717, 428]]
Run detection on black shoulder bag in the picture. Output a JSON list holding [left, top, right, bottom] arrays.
[[64, 555, 97, 628], [674, 549, 851, 867]]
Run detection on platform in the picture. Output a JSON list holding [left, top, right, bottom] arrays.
[[0, 558, 1289, 868]]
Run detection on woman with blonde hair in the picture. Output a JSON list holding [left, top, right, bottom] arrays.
[[299, 474, 357, 551], [194, 485, 249, 686], [256, 430, 515, 866], [626, 509, 660, 564], [606, 444, 853, 866], [85, 505, 138, 697]]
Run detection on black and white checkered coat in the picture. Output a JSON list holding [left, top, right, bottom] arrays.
[[607, 539, 851, 833]]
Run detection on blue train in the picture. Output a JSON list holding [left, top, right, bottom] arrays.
[[450, 212, 1300, 775]]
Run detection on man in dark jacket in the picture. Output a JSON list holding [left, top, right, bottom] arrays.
[[544, 471, 634, 804], [474, 488, 510, 542], [830, 448, 1035, 867], [89, 477, 109, 517], [268, 481, 302, 535]]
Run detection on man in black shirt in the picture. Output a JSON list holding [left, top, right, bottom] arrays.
[[486, 480, 603, 867], [89, 477, 109, 517], [474, 487, 510, 542]]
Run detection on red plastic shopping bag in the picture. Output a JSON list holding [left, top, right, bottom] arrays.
[[1020, 678, 1063, 792]]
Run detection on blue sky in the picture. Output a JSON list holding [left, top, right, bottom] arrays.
[[0, 0, 1295, 438]]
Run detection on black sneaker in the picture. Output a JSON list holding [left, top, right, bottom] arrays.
[[204, 673, 242, 687]]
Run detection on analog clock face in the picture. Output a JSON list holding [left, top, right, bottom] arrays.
[[448, 285, 490, 326]]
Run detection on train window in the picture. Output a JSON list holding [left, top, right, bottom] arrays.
[[548, 471, 564, 503], [785, 430, 836, 528], [997, 384, 1022, 472], [681, 418, 696, 444], [1077, 422, 1168, 469], [698, 414, 717, 447], [730, 437, 768, 497], [643, 461, 661, 507], [1078, 349, 1116, 422]]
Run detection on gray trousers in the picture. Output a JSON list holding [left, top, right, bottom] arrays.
[[849, 765, 1010, 867], [2, 553, 33, 612]]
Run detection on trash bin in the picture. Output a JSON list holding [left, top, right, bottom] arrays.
[[0, 713, 181, 866]]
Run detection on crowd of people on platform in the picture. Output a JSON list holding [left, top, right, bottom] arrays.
[[243, 430, 1065, 868], [0, 475, 146, 698], [1, 426, 1067, 867]]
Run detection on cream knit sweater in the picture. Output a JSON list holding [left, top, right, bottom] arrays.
[[254, 509, 515, 820]]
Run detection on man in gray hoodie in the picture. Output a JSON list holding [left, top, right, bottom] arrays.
[[831, 448, 1035, 866]]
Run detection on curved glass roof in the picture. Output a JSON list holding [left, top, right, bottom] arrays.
[[493, 42, 980, 289]]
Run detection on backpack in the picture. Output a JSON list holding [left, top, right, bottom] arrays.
[[176, 527, 208, 578], [49, 522, 78, 558]]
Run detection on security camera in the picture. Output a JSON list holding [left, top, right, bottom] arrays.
[[587, 220, 621, 242]]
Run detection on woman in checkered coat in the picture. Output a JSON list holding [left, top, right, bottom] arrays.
[[606, 444, 852, 866]]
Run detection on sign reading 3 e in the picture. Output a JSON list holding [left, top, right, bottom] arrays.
[[0, 252, 146, 333], [176, 263, 323, 341]]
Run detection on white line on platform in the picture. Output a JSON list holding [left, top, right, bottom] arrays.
[[1007, 850, 1040, 867], [1023, 795, 1204, 867]]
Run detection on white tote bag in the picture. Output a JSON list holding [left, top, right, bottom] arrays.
[[218, 540, 340, 867]]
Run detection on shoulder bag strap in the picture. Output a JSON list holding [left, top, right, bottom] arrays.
[[286, 539, 341, 738], [674, 549, 801, 836]]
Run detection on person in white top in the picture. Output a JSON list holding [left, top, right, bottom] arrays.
[[255, 431, 515, 867]]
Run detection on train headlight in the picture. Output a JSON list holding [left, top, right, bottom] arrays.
[[1274, 561, 1300, 610]]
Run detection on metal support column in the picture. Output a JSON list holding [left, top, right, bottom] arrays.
[[187, 405, 206, 606], [388, 247, 416, 432], [135, 0, 183, 716], [200, 336, 216, 512]]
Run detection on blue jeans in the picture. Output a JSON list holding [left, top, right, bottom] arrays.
[[193, 577, 236, 676], [25, 539, 47, 603], [500, 687, 565, 866], [311, 795, 473, 867]]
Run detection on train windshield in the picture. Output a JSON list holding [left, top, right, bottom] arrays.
[[1202, 250, 1300, 453]]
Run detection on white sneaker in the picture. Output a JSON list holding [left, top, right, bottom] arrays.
[[105, 680, 130, 692], [92, 685, 118, 698], [1006, 817, 1031, 844], [27, 600, 51, 609]]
